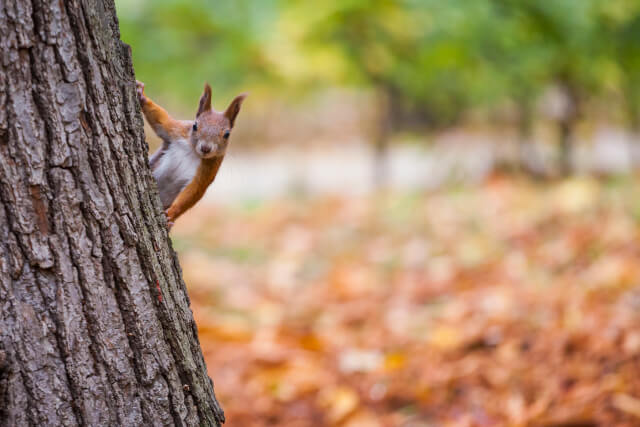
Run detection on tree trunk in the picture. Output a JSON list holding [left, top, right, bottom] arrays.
[[624, 84, 640, 168], [373, 89, 391, 189], [0, 1, 224, 426], [556, 81, 579, 177], [558, 117, 574, 177], [515, 98, 542, 176]]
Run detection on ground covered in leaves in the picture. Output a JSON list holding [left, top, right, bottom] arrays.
[[173, 176, 640, 426]]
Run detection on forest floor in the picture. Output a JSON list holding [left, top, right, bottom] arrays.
[[173, 175, 640, 426]]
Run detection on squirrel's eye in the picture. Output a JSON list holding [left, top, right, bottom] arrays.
[[223, 131, 230, 139], [192, 122, 197, 132]]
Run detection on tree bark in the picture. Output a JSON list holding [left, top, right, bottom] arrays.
[[0, 1, 224, 426]]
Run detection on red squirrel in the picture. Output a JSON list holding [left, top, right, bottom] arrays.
[[136, 80, 246, 228]]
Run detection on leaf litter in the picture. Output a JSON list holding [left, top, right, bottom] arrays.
[[175, 176, 640, 426]]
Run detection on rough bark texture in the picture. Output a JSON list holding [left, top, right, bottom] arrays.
[[0, 1, 224, 425]]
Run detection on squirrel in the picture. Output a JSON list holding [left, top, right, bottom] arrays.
[[136, 80, 246, 228]]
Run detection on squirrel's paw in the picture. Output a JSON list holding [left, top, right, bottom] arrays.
[[164, 209, 175, 230], [136, 80, 147, 105]]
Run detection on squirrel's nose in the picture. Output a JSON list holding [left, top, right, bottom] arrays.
[[200, 145, 211, 154]]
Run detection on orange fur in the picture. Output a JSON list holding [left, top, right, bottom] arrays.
[[165, 157, 223, 223], [140, 97, 189, 142]]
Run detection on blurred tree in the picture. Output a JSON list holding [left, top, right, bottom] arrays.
[[116, 0, 640, 177], [286, 0, 496, 186], [599, 0, 640, 164], [283, 0, 427, 186], [490, 0, 607, 176], [474, 0, 551, 174], [289, 0, 611, 178]]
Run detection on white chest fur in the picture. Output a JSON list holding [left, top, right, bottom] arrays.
[[152, 139, 200, 208]]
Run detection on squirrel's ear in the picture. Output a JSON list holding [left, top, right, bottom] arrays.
[[196, 83, 212, 117], [224, 93, 247, 128]]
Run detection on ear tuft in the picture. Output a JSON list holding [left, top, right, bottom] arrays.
[[224, 93, 247, 128], [196, 82, 212, 117]]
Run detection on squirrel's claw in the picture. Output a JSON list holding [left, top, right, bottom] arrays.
[[164, 209, 174, 230], [136, 80, 147, 105]]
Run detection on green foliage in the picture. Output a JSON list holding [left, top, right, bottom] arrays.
[[597, 0, 640, 127], [116, 0, 280, 108], [116, 0, 640, 127]]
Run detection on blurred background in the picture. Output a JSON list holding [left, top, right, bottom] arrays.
[[116, 0, 640, 425]]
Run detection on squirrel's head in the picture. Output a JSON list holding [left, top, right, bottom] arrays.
[[190, 82, 247, 159]]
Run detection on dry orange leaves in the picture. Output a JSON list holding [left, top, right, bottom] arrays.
[[173, 176, 640, 426]]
